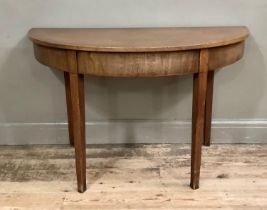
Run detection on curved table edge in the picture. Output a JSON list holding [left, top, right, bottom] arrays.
[[28, 28, 249, 53]]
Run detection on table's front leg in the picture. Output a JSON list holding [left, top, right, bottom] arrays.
[[69, 73, 87, 193], [190, 49, 208, 189]]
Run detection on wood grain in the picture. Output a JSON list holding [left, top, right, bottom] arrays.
[[32, 28, 248, 76], [33, 41, 246, 76], [191, 49, 209, 189], [34, 44, 77, 72], [28, 27, 249, 52], [0, 144, 266, 209], [28, 27, 250, 193], [78, 51, 199, 77], [69, 72, 86, 193], [209, 41, 245, 70]]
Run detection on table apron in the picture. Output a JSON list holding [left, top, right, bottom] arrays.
[[77, 50, 199, 77], [33, 41, 245, 76]]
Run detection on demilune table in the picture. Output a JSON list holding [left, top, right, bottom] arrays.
[[28, 27, 249, 193]]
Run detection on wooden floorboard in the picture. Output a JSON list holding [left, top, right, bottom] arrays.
[[0, 144, 266, 209]]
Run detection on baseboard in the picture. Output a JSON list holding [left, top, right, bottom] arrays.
[[0, 120, 267, 145]]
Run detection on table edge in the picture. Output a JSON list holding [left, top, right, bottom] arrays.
[[28, 27, 249, 52]]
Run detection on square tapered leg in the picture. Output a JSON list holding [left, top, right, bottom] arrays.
[[190, 49, 208, 189], [190, 71, 208, 189], [69, 73, 87, 193]]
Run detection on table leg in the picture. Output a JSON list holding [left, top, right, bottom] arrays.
[[64, 72, 74, 146], [203, 71, 214, 146], [190, 70, 208, 189], [69, 73, 87, 193]]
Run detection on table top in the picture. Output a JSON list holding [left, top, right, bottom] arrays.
[[28, 27, 249, 52]]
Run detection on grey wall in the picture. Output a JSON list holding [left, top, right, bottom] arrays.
[[0, 0, 267, 144]]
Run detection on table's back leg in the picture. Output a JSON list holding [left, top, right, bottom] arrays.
[[69, 73, 87, 193], [64, 72, 74, 146], [190, 49, 208, 189], [203, 71, 214, 146]]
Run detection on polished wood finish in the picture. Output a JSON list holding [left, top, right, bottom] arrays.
[[34, 44, 77, 73], [203, 71, 214, 146], [28, 27, 249, 52], [78, 51, 199, 77], [33, 40, 246, 77], [33, 41, 246, 77], [209, 41, 245, 70], [29, 27, 248, 77], [28, 27, 249, 192], [69, 73, 86, 193], [190, 49, 208, 189]]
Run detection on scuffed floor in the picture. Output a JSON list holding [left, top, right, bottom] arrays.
[[0, 144, 266, 209]]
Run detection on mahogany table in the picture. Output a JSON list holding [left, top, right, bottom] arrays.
[[28, 27, 249, 193]]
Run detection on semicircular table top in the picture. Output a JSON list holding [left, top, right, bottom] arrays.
[[28, 26, 249, 52]]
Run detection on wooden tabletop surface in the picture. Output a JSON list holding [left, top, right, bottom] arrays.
[[28, 27, 249, 52]]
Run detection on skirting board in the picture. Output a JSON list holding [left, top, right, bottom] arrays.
[[0, 120, 267, 145]]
